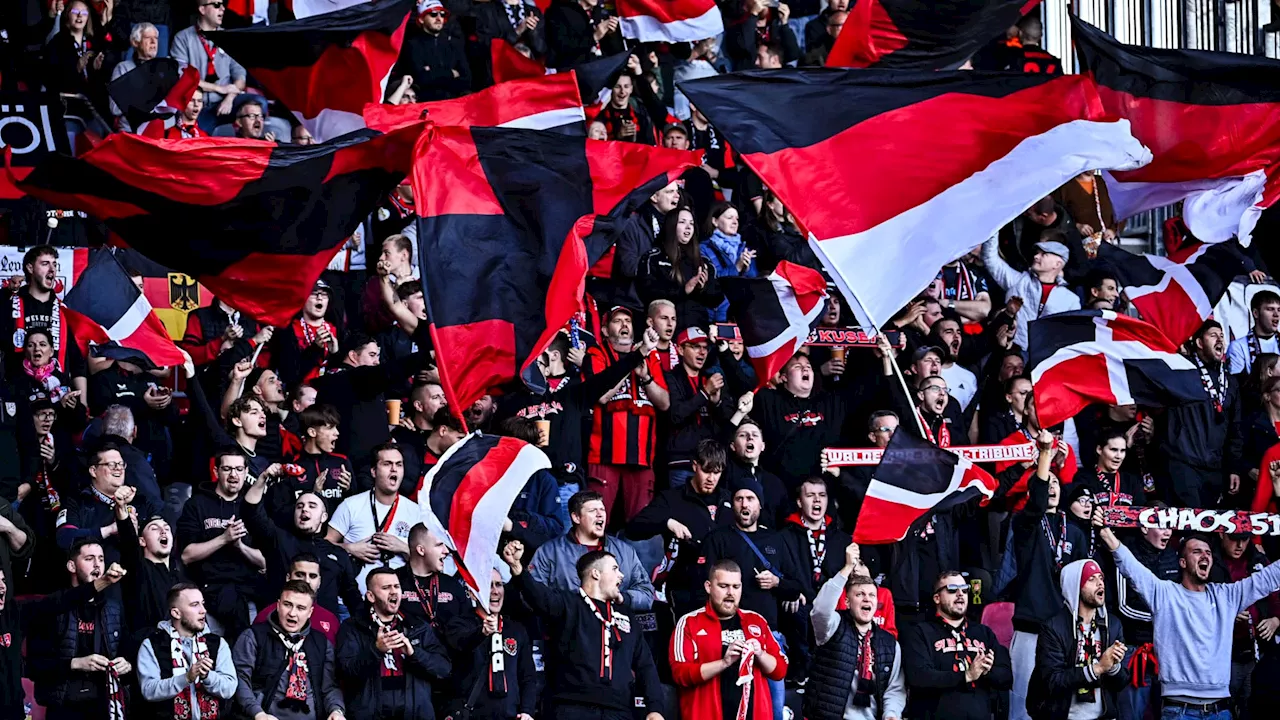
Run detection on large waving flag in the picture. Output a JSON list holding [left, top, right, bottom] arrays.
[[616, 0, 722, 43], [1028, 310, 1205, 429], [1072, 16, 1280, 246], [412, 125, 699, 415], [107, 58, 202, 137], [829, 0, 1039, 69], [679, 69, 1150, 330], [420, 432, 551, 599], [364, 72, 586, 134], [17, 124, 424, 326], [491, 39, 547, 84], [1098, 241, 1250, 347], [64, 249, 188, 370], [854, 430, 999, 544], [720, 261, 829, 390], [213, 0, 413, 141]]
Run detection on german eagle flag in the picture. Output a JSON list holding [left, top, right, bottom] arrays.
[[412, 125, 699, 415], [17, 124, 424, 326], [827, 0, 1039, 69], [213, 0, 413, 141], [679, 69, 1149, 331], [1072, 16, 1280, 246]]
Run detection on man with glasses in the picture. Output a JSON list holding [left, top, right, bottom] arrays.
[[901, 570, 1011, 720], [232, 96, 274, 142], [56, 443, 162, 565], [177, 447, 267, 640], [170, 0, 247, 133]]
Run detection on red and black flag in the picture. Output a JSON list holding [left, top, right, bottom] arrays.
[[854, 430, 999, 544], [365, 71, 587, 133], [615, 0, 722, 43], [827, 0, 1039, 69], [679, 69, 1149, 331], [1028, 310, 1205, 429], [17, 124, 424, 326], [490, 39, 547, 84], [720, 261, 828, 390], [107, 59, 202, 138], [1097, 241, 1251, 347], [412, 125, 699, 414], [1072, 16, 1280, 246], [0, 94, 71, 205], [419, 432, 550, 597], [63, 249, 188, 371], [213, 0, 413, 141]]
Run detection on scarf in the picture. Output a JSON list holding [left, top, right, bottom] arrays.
[[11, 290, 66, 367], [918, 410, 950, 448], [412, 574, 439, 624], [371, 611, 405, 676], [806, 524, 826, 581], [942, 618, 975, 683], [732, 633, 756, 720], [1248, 332, 1273, 366], [35, 434, 61, 514], [168, 626, 220, 720], [594, 103, 642, 142], [197, 31, 218, 81], [293, 319, 335, 381], [1073, 614, 1102, 700], [108, 664, 126, 720], [487, 615, 507, 697], [704, 229, 751, 276], [851, 626, 876, 707], [502, 0, 526, 29], [580, 589, 621, 680], [1042, 513, 1068, 572], [273, 627, 311, 706], [1193, 353, 1227, 414]]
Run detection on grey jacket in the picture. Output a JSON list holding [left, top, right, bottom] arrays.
[[1114, 542, 1280, 701], [137, 621, 239, 719], [982, 235, 1081, 350], [169, 27, 245, 106], [527, 533, 656, 611]]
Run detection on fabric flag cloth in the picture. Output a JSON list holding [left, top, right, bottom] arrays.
[[1028, 310, 1206, 429], [828, 0, 1038, 69], [364, 72, 586, 134], [719, 261, 829, 390], [412, 124, 700, 414], [1072, 16, 1280, 246], [17, 124, 424, 326], [213, 0, 413, 141], [106, 59, 202, 137], [1097, 241, 1251, 348], [419, 432, 551, 598], [616, 0, 722, 43], [0, 94, 71, 205], [294, 0, 370, 18], [490, 39, 547, 83], [679, 69, 1151, 331], [63, 249, 188, 370], [853, 430, 999, 544]]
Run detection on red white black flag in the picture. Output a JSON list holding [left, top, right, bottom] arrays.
[[854, 430, 999, 544], [720, 261, 829, 389]]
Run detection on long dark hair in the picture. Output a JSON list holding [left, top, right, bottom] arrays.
[[660, 206, 701, 284]]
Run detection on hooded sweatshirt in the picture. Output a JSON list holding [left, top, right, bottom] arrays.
[[136, 620, 239, 718], [1112, 542, 1280, 702]]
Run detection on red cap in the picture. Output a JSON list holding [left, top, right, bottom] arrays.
[[676, 327, 709, 346], [1080, 560, 1103, 590]]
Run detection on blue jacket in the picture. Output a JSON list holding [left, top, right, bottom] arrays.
[[527, 533, 656, 611], [56, 485, 164, 565], [701, 230, 758, 322]]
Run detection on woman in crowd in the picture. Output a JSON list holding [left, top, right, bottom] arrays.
[[638, 205, 724, 330]]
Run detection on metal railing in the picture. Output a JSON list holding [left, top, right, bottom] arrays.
[[1036, 0, 1277, 254]]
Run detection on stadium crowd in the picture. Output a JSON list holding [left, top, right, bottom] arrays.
[[0, 3, 1277, 720]]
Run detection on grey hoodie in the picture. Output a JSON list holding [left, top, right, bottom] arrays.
[[1113, 543, 1280, 701], [137, 620, 239, 720]]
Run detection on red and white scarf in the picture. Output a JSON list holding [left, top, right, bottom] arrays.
[[273, 628, 311, 705], [580, 590, 622, 680], [168, 627, 220, 720]]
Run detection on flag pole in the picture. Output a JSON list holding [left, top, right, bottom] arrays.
[[834, 279, 928, 437]]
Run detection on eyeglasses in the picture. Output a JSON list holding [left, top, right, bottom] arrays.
[[922, 385, 948, 394], [935, 583, 969, 595], [218, 465, 247, 474], [94, 461, 127, 471], [237, 112, 264, 121], [69, 8, 90, 16]]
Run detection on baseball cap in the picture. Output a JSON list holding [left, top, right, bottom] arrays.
[[663, 122, 689, 137], [312, 278, 332, 295], [676, 327, 709, 346], [1035, 240, 1070, 259], [910, 345, 944, 364], [607, 305, 634, 320], [416, 0, 444, 12]]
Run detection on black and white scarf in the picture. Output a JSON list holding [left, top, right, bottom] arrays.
[[1193, 353, 1227, 414]]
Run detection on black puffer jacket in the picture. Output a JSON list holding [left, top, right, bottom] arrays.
[[334, 613, 452, 720]]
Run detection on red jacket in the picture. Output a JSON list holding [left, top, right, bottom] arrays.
[[670, 604, 788, 720]]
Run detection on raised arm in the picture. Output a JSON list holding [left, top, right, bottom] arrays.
[[981, 235, 1022, 292]]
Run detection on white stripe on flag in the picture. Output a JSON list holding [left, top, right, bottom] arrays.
[[419, 431, 480, 552], [619, 4, 724, 43], [1105, 169, 1266, 247], [105, 294, 153, 342], [745, 271, 826, 359], [865, 458, 969, 510], [499, 106, 587, 131], [296, 108, 367, 144], [1120, 248, 1213, 317], [459, 442, 551, 601], [811, 120, 1150, 330]]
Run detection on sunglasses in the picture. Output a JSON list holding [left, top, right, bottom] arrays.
[[423, 9, 446, 16], [872, 426, 895, 433], [203, 1, 225, 8], [935, 583, 969, 595]]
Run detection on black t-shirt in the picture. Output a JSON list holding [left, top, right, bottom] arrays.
[[719, 615, 750, 720]]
